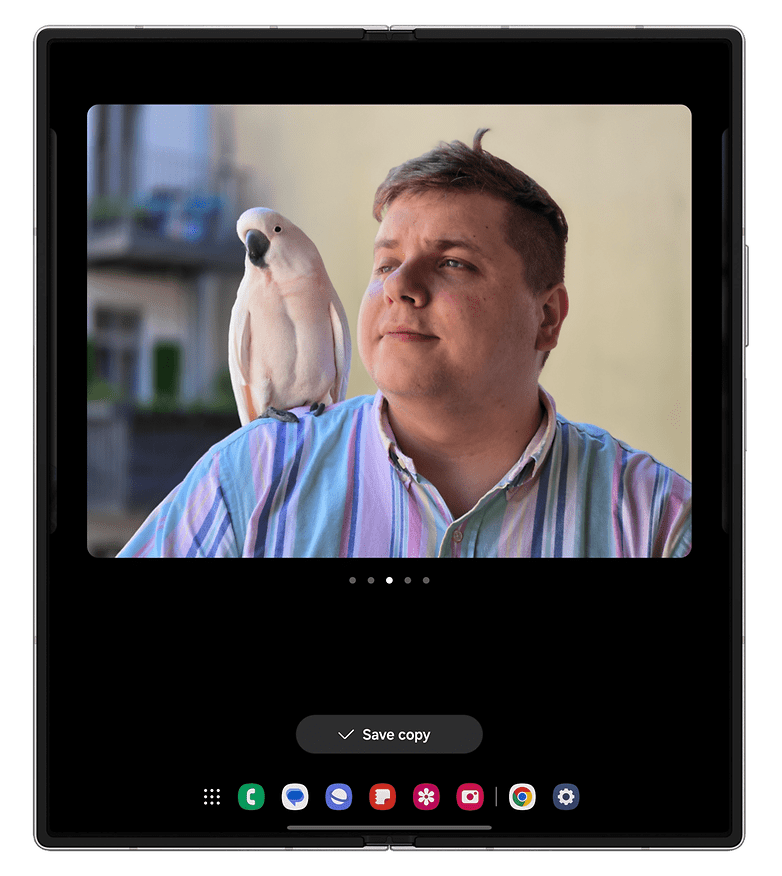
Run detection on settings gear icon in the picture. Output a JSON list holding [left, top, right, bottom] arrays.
[[557, 788, 575, 806], [553, 784, 580, 809]]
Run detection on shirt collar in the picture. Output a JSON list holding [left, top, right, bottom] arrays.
[[372, 386, 558, 489], [373, 391, 419, 480], [502, 386, 558, 489]]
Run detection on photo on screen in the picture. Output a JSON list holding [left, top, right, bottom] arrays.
[[87, 104, 692, 559]]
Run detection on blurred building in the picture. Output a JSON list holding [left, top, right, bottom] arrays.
[[87, 105, 247, 554], [87, 105, 246, 406]]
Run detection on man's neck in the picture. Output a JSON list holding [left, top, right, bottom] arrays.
[[385, 388, 544, 520]]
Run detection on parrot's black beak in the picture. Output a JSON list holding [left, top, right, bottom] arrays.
[[246, 229, 271, 268]]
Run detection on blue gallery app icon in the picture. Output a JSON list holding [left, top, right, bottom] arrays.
[[325, 783, 353, 811], [552, 784, 580, 810]]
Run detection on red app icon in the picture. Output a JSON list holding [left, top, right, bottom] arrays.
[[369, 784, 396, 810], [456, 783, 484, 810]]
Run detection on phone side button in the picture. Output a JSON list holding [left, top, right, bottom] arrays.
[[744, 244, 749, 347]]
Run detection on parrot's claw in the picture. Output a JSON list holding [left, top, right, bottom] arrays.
[[310, 403, 326, 417], [259, 406, 300, 423]]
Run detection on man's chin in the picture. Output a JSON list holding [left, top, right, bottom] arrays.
[[364, 354, 457, 402], [372, 371, 450, 403]]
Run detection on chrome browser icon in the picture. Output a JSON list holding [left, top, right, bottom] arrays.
[[509, 783, 536, 810]]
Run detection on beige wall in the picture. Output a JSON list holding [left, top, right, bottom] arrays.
[[230, 105, 691, 480]]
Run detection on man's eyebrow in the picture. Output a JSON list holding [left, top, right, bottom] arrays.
[[429, 238, 485, 254], [373, 237, 485, 254]]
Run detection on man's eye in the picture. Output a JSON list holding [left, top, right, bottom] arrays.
[[442, 258, 466, 269], [376, 265, 395, 275]]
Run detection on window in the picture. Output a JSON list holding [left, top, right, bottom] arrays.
[[91, 307, 141, 399]]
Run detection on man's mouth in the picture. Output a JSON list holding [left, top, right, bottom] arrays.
[[384, 327, 438, 341]]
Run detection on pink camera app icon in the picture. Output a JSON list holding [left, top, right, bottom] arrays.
[[456, 783, 484, 810]]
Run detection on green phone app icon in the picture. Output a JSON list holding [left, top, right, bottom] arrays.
[[238, 783, 265, 810]]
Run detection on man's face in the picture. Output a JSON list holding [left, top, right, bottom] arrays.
[[358, 189, 551, 411]]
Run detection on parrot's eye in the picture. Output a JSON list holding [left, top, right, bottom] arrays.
[[274, 225, 282, 233]]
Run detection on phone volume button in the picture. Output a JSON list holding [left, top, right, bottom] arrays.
[[744, 244, 749, 347]]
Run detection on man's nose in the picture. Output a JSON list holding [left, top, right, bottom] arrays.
[[384, 259, 429, 306]]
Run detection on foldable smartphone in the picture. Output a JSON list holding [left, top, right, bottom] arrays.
[[35, 26, 745, 850]]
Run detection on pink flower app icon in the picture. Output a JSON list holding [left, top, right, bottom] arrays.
[[413, 783, 440, 810]]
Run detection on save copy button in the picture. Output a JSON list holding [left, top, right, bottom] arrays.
[[296, 715, 482, 753]]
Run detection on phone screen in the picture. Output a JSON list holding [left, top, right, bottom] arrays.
[[39, 31, 743, 849]]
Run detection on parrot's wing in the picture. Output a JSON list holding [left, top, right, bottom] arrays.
[[228, 304, 261, 426], [329, 297, 352, 404]]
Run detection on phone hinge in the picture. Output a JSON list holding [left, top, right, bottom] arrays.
[[365, 26, 415, 40]]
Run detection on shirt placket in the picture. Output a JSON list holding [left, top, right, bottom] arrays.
[[440, 521, 466, 557], [437, 485, 505, 557]]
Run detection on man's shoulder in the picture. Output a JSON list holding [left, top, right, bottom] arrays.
[[555, 412, 690, 485], [207, 395, 377, 459], [553, 411, 691, 557]]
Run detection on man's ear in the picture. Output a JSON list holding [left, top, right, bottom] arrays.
[[536, 283, 569, 352]]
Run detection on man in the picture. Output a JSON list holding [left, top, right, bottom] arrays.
[[118, 129, 691, 558]]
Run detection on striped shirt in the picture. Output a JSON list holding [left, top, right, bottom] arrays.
[[117, 387, 692, 558]]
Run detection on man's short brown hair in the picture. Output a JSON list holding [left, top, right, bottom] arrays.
[[373, 128, 568, 297]]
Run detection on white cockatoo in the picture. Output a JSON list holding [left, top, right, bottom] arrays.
[[228, 207, 351, 425]]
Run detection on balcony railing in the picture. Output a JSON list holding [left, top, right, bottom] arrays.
[[88, 402, 241, 513], [87, 150, 245, 270]]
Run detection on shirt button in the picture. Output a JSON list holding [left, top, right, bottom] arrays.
[[452, 529, 463, 543]]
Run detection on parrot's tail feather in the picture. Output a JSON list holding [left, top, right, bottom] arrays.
[[329, 299, 352, 403], [241, 385, 257, 425]]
